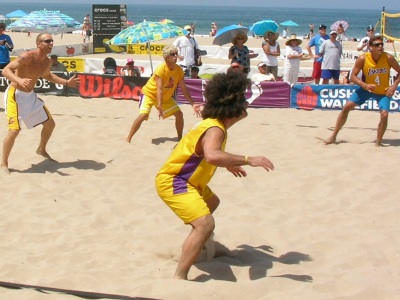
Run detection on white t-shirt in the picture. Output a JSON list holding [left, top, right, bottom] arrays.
[[173, 36, 198, 67], [251, 73, 275, 82]]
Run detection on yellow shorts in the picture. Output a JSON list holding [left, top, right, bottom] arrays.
[[156, 174, 214, 224], [5, 85, 52, 130], [139, 94, 180, 119]]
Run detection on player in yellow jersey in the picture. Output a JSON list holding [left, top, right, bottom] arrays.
[[126, 45, 201, 143], [324, 36, 400, 147], [156, 72, 274, 280]]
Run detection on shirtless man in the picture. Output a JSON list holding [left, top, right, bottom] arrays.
[[1, 33, 80, 174], [324, 36, 400, 147]]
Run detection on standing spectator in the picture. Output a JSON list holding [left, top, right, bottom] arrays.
[[262, 31, 280, 79], [155, 72, 274, 280], [357, 25, 375, 52], [336, 23, 348, 43], [0, 23, 13, 69], [251, 62, 276, 82], [309, 24, 315, 39], [126, 45, 201, 143], [307, 24, 329, 84], [324, 36, 400, 147], [50, 54, 67, 72], [120, 58, 141, 77], [82, 15, 92, 43], [228, 33, 258, 74], [319, 30, 343, 84], [209, 22, 217, 37], [283, 34, 303, 85], [282, 28, 288, 39], [173, 25, 199, 76]]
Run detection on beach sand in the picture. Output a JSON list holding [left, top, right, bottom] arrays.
[[0, 32, 400, 300]]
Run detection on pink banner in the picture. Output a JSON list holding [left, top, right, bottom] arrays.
[[176, 79, 291, 108]]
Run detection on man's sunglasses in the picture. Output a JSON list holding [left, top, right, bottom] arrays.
[[372, 42, 384, 47], [41, 39, 54, 44]]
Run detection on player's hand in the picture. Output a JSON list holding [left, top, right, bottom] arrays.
[[157, 105, 164, 119], [192, 103, 202, 117], [247, 156, 274, 172], [226, 166, 247, 177], [67, 74, 80, 88], [364, 83, 377, 92], [18, 78, 35, 90], [385, 86, 396, 97]]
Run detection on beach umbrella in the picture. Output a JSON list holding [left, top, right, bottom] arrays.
[[212, 24, 249, 46], [107, 20, 188, 73], [330, 20, 349, 31], [5, 10, 27, 20], [280, 20, 299, 27], [7, 9, 81, 35], [249, 20, 279, 36]]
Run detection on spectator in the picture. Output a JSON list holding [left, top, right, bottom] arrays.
[[319, 30, 343, 84], [173, 25, 199, 76], [283, 34, 304, 85], [227, 62, 243, 74], [190, 66, 200, 79], [103, 57, 117, 75], [121, 58, 141, 77], [307, 24, 329, 84], [50, 54, 67, 73], [336, 23, 348, 43], [0, 23, 14, 69], [251, 62, 276, 82], [357, 25, 375, 52], [82, 15, 92, 43], [282, 28, 288, 39], [209, 22, 217, 37], [262, 31, 280, 79], [228, 33, 258, 74]]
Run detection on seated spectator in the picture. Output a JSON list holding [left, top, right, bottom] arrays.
[[227, 62, 243, 74], [120, 58, 141, 77], [251, 62, 276, 82], [103, 57, 117, 75], [190, 66, 200, 79], [50, 54, 67, 73]]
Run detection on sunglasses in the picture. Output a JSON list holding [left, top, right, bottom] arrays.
[[41, 39, 54, 44], [169, 52, 178, 56], [372, 42, 384, 47]]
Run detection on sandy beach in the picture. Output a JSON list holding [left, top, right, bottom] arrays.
[[1, 32, 400, 300]]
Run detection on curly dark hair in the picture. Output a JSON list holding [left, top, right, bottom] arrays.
[[202, 72, 250, 120]]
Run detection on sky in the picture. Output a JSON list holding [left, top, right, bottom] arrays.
[[2, 0, 399, 10]]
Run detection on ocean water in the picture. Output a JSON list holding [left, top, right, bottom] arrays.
[[1, 3, 397, 40]]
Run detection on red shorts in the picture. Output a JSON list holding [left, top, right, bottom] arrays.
[[312, 61, 322, 79]]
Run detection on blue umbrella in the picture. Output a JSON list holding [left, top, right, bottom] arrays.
[[5, 10, 27, 19], [7, 9, 81, 34], [280, 20, 299, 27], [212, 24, 249, 46], [250, 20, 279, 36]]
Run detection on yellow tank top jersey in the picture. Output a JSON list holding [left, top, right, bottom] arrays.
[[156, 118, 227, 195], [363, 52, 390, 95], [142, 61, 184, 101]]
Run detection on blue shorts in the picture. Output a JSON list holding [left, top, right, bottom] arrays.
[[349, 88, 390, 111], [321, 69, 340, 80]]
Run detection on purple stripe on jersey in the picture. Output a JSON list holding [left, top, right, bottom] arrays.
[[173, 154, 203, 194]]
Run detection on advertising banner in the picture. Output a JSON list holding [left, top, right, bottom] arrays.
[[176, 80, 291, 108], [291, 84, 400, 111], [126, 43, 165, 55], [92, 4, 127, 54]]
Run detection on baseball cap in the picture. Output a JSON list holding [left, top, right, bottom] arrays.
[[367, 25, 374, 31], [127, 58, 134, 64], [231, 62, 240, 67], [184, 25, 192, 31], [258, 62, 267, 67], [319, 24, 327, 30], [330, 30, 337, 35]]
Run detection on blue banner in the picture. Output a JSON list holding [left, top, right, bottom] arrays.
[[291, 84, 400, 112]]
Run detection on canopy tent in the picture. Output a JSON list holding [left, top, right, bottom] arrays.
[[5, 10, 27, 19]]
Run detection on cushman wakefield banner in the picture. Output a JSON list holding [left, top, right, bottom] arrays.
[[291, 84, 400, 111]]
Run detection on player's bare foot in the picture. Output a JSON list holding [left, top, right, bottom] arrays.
[[36, 149, 56, 161], [1, 164, 10, 175], [323, 136, 336, 145]]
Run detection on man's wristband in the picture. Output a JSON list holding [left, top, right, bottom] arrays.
[[244, 155, 248, 165]]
